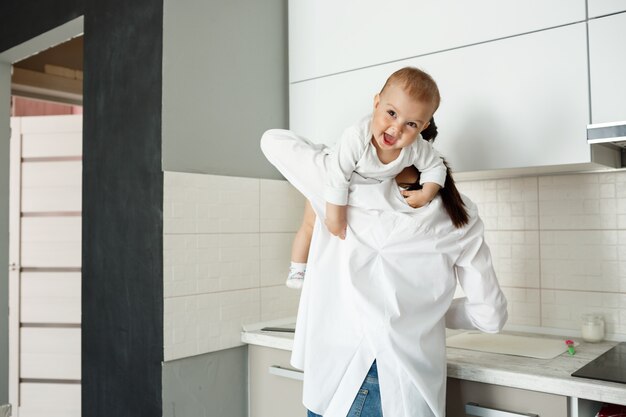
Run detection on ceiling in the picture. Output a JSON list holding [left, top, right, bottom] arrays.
[[11, 35, 83, 105]]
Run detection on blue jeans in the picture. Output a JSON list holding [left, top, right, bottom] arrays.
[[307, 360, 382, 417]]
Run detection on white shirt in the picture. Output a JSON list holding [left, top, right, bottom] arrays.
[[261, 129, 508, 417], [325, 115, 447, 206]]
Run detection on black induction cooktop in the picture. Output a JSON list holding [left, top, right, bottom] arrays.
[[571, 342, 626, 384]]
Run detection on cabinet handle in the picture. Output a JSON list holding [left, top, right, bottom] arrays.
[[268, 365, 304, 381], [465, 402, 538, 417]]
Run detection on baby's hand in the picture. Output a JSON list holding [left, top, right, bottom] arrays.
[[325, 217, 347, 240], [401, 182, 441, 208], [401, 189, 432, 208], [325, 202, 347, 239]]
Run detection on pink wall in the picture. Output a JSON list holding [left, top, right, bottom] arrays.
[[11, 96, 82, 117]]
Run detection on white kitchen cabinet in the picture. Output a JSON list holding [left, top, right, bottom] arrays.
[[588, 1, 626, 18], [248, 344, 307, 417], [446, 378, 568, 417], [588, 12, 626, 125], [290, 24, 604, 174], [288, 0, 584, 82]]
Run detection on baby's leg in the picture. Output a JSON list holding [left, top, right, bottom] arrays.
[[286, 200, 316, 289], [291, 200, 316, 262]]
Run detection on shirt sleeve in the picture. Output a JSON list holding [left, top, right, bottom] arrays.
[[445, 212, 508, 333], [413, 140, 447, 188], [260, 128, 327, 204], [324, 128, 367, 206]]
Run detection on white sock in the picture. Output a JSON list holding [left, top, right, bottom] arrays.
[[290, 262, 307, 273], [286, 262, 306, 289]]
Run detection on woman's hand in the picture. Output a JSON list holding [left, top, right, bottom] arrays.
[[325, 202, 347, 239]]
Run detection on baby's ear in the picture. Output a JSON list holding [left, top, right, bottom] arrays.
[[373, 93, 380, 108]]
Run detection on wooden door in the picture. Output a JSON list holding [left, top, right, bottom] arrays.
[[9, 115, 82, 417]]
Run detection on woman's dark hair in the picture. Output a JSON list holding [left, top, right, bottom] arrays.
[[409, 117, 469, 228]]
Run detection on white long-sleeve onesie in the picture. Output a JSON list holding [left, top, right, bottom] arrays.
[[325, 115, 447, 206]]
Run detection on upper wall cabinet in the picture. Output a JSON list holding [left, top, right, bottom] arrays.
[[588, 12, 626, 124], [588, 0, 626, 18], [288, 0, 585, 82], [290, 24, 592, 173]]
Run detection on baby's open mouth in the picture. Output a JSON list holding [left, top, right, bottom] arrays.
[[383, 132, 397, 146]]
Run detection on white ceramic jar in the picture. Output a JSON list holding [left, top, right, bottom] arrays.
[[581, 313, 605, 342]]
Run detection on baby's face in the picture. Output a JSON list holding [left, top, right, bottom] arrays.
[[370, 83, 434, 151]]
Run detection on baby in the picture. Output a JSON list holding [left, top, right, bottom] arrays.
[[287, 67, 446, 289]]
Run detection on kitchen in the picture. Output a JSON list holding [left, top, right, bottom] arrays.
[[1, 1, 626, 416]]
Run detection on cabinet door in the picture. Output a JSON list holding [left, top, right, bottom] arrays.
[[589, 12, 626, 124], [290, 24, 590, 172], [446, 378, 568, 417], [588, 1, 626, 18], [249, 345, 307, 417], [288, 0, 585, 82]]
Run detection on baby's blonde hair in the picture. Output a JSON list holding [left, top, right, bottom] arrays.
[[380, 67, 441, 112]]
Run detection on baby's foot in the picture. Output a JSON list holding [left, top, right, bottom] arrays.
[[285, 269, 305, 290]]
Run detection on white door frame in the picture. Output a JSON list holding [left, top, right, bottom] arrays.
[[7, 118, 20, 412], [0, 17, 84, 413]]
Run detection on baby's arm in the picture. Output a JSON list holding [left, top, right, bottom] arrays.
[[325, 128, 367, 239], [325, 203, 347, 239], [403, 140, 446, 208], [402, 182, 441, 208]]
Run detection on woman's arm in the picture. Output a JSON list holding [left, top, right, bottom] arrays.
[[260, 129, 327, 204], [445, 213, 508, 333]]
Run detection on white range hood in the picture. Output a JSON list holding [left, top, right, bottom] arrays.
[[587, 120, 626, 148]]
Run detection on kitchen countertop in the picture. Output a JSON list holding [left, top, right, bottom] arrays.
[[241, 318, 626, 406]]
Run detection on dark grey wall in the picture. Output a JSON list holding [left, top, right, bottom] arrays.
[[0, 1, 164, 415], [163, 346, 248, 417], [161, 0, 288, 179], [0, 2, 83, 52], [82, 1, 164, 416]]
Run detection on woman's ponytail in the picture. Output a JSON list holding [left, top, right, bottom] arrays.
[[411, 117, 469, 228]]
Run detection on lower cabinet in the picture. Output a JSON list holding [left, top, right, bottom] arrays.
[[446, 378, 568, 417], [248, 345, 307, 417], [248, 346, 570, 417]]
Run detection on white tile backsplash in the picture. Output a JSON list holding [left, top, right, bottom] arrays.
[[459, 169, 626, 339], [538, 172, 626, 230], [484, 230, 540, 288], [164, 171, 260, 234], [260, 179, 306, 232], [164, 172, 304, 361], [541, 289, 626, 336], [164, 289, 260, 361], [164, 168, 626, 361], [500, 287, 540, 327], [540, 230, 624, 292], [457, 177, 538, 230], [260, 233, 296, 287], [261, 285, 302, 322]]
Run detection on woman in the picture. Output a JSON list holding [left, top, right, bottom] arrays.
[[260, 124, 507, 417]]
